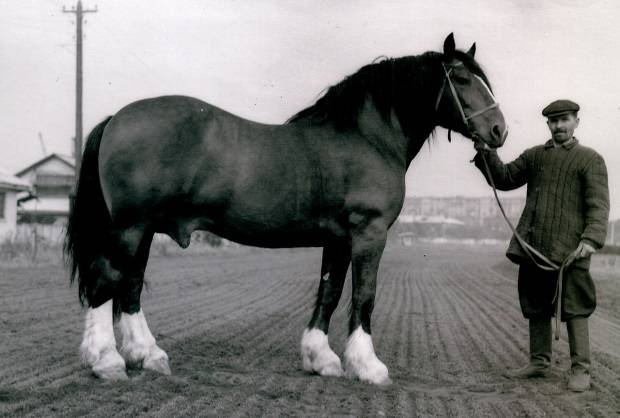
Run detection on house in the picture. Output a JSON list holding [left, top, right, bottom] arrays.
[[0, 167, 32, 241], [15, 153, 75, 225]]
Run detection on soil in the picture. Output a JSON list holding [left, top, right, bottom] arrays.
[[0, 243, 618, 417]]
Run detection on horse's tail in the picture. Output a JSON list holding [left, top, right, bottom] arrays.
[[65, 116, 113, 306]]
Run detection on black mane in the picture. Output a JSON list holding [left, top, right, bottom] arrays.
[[287, 50, 491, 140]]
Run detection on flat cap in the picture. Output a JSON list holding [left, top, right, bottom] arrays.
[[542, 99, 580, 117]]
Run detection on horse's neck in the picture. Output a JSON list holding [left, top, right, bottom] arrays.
[[357, 97, 436, 169], [354, 98, 406, 167]]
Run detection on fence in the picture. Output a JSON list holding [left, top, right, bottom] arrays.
[[1, 224, 65, 264], [13, 223, 66, 246]]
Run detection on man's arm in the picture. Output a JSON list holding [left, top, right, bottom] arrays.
[[473, 148, 529, 191], [580, 153, 610, 249], [566, 155, 609, 265]]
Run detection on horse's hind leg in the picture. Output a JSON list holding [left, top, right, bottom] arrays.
[[301, 239, 351, 377], [117, 231, 170, 375], [81, 296, 126, 379], [79, 242, 130, 380], [79, 225, 152, 379]]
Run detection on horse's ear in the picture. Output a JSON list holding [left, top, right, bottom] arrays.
[[467, 42, 476, 57], [443, 33, 456, 56]]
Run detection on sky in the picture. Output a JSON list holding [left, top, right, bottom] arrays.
[[1, 0, 619, 218]]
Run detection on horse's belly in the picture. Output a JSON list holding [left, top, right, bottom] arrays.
[[203, 216, 329, 248], [214, 226, 325, 248]]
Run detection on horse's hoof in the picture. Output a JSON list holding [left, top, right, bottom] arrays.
[[144, 348, 171, 375], [301, 328, 343, 377], [343, 326, 391, 385], [93, 366, 129, 380], [144, 357, 171, 375], [318, 360, 344, 377], [344, 359, 391, 385], [90, 348, 127, 380], [303, 350, 344, 377], [345, 367, 391, 385], [375, 375, 393, 386]]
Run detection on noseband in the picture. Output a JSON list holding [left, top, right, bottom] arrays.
[[434, 62, 500, 139]]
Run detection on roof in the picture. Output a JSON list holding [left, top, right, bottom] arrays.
[[15, 153, 75, 177], [0, 167, 32, 192]]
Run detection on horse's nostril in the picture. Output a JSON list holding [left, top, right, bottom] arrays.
[[492, 124, 502, 140]]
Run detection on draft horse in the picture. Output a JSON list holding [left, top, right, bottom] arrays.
[[66, 34, 507, 384]]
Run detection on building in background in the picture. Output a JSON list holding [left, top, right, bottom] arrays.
[[11, 154, 75, 245], [398, 196, 526, 241], [399, 196, 619, 247], [15, 153, 75, 225], [401, 196, 525, 225], [0, 168, 32, 241]]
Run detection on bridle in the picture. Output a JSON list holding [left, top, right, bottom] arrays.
[[434, 62, 502, 142]]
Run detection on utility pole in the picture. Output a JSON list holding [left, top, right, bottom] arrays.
[[62, 1, 97, 177]]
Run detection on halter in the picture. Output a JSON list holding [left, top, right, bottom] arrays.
[[434, 62, 500, 138]]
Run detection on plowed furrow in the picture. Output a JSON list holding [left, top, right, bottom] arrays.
[[426, 268, 489, 374], [404, 269, 430, 375], [386, 270, 410, 371], [442, 264, 531, 365], [2, 245, 618, 417], [413, 273, 440, 380], [148, 267, 310, 340], [455, 263, 620, 401], [423, 267, 493, 375], [441, 278, 524, 369], [140, 266, 305, 335]]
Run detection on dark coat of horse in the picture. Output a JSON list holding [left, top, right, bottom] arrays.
[[65, 34, 507, 384]]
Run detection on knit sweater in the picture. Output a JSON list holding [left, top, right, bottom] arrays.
[[474, 138, 609, 269]]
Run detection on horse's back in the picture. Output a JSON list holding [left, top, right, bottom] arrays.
[[99, 96, 239, 221], [97, 95, 327, 245]]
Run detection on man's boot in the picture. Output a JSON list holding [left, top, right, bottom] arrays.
[[505, 318, 552, 378], [567, 317, 591, 392]]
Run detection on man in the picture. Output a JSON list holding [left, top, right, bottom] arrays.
[[473, 99, 609, 392]]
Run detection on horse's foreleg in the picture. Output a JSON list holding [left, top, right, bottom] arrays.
[[301, 240, 351, 377], [343, 218, 391, 385]]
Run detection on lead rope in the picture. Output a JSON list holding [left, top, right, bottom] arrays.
[[435, 60, 571, 339], [477, 150, 573, 340]]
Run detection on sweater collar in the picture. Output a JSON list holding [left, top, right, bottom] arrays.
[[544, 137, 578, 150]]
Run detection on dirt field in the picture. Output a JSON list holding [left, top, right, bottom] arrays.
[[1, 243, 619, 417]]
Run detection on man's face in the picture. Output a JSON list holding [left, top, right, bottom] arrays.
[[547, 112, 579, 143]]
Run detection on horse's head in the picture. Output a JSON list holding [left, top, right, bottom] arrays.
[[435, 34, 507, 149]]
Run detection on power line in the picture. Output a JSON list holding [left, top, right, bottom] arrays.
[[62, 0, 97, 177]]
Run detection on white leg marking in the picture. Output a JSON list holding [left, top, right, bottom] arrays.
[[343, 326, 391, 385], [301, 328, 343, 377], [119, 309, 170, 375], [80, 300, 127, 380]]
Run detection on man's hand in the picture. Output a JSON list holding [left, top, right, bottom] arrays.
[[565, 241, 596, 265], [473, 140, 491, 152]]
